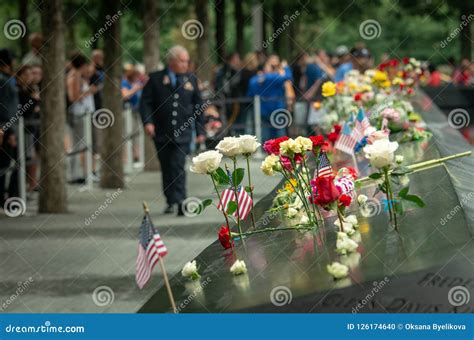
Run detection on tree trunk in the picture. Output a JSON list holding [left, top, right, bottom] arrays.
[[215, 0, 226, 63], [38, 0, 67, 213], [251, 0, 263, 51], [234, 0, 244, 55], [272, 0, 284, 55], [195, 0, 211, 82], [100, 1, 124, 188], [142, 0, 161, 171], [19, 0, 28, 56]]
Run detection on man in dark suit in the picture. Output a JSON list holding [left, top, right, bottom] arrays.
[[140, 45, 206, 216]]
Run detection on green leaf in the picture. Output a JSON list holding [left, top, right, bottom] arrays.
[[398, 187, 409, 198], [192, 198, 213, 214], [369, 173, 382, 180], [214, 167, 230, 185], [226, 201, 237, 215], [391, 166, 412, 176], [245, 186, 252, 193], [403, 194, 426, 208], [232, 168, 245, 187], [394, 200, 404, 215]]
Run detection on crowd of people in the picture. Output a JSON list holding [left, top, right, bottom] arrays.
[[0, 32, 473, 212]]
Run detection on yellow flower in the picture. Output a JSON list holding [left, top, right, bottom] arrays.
[[322, 81, 337, 97], [372, 70, 388, 83], [381, 80, 391, 88], [392, 77, 404, 85], [284, 178, 298, 193], [359, 84, 373, 92]]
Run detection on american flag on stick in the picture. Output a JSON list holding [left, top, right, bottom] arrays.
[[136, 212, 168, 289], [217, 188, 253, 220], [355, 108, 371, 136], [335, 123, 357, 155], [316, 152, 333, 178]]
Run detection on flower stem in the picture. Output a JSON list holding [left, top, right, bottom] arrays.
[[236, 225, 314, 237], [383, 167, 394, 224], [232, 158, 243, 236], [210, 175, 233, 249], [245, 156, 257, 230], [337, 206, 345, 232]]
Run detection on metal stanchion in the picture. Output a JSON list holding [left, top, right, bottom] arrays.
[[17, 116, 26, 203], [137, 119, 145, 170], [83, 112, 93, 189], [124, 106, 133, 174], [253, 96, 264, 159]]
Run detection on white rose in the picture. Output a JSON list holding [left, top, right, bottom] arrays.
[[295, 136, 312, 151], [400, 175, 410, 187], [286, 207, 298, 218], [216, 136, 242, 157], [190, 151, 223, 174], [261, 154, 280, 176], [336, 232, 359, 254], [327, 262, 349, 279], [279, 138, 302, 156], [181, 260, 200, 280], [334, 220, 356, 235], [230, 259, 247, 275], [357, 194, 368, 205], [300, 214, 309, 224], [363, 138, 399, 169], [340, 252, 361, 268], [395, 155, 404, 164], [345, 215, 359, 228], [238, 135, 261, 154]]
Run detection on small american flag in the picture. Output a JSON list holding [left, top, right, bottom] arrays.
[[335, 123, 357, 155], [217, 188, 253, 220], [136, 214, 168, 289], [316, 152, 333, 178], [355, 108, 371, 136]]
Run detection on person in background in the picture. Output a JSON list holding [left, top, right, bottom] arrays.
[[121, 63, 145, 162], [22, 33, 43, 67], [66, 52, 97, 184], [238, 52, 259, 134], [89, 49, 104, 172], [452, 58, 471, 86], [140, 45, 205, 216], [247, 57, 293, 141], [0, 48, 19, 208], [16, 65, 40, 193], [351, 47, 372, 73], [334, 45, 352, 82], [427, 63, 442, 87]]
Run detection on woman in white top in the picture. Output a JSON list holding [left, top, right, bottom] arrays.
[[66, 53, 97, 183]]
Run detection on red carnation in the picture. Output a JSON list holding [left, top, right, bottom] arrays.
[[263, 136, 289, 155], [218, 225, 233, 249], [309, 135, 325, 147], [388, 59, 398, 67], [402, 57, 409, 65], [407, 88, 414, 95], [354, 93, 363, 101], [312, 176, 340, 206], [339, 194, 352, 207], [347, 167, 358, 180], [327, 132, 339, 143], [333, 125, 342, 134]]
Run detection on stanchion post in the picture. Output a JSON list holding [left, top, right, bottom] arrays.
[[253, 95, 264, 159], [84, 112, 93, 189], [17, 116, 26, 203], [137, 117, 145, 170], [124, 105, 133, 174]]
